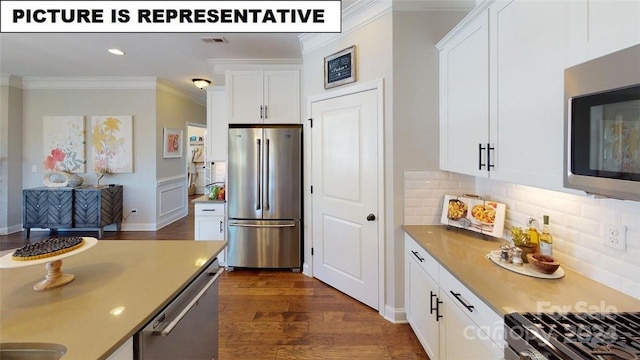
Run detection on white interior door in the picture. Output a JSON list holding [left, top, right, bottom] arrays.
[[311, 89, 379, 310]]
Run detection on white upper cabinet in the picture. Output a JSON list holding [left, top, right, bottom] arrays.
[[226, 69, 301, 124], [438, 10, 490, 178], [488, 0, 567, 190], [567, 0, 640, 65], [437, 0, 579, 191], [206, 86, 227, 162]]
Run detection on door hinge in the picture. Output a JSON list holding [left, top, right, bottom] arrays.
[[308, 118, 313, 128], [311, 247, 314, 256], [310, 185, 313, 194]]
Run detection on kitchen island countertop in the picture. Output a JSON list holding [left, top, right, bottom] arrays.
[[191, 195, 225, 203], [0, 239, 226, 360], [403, 225, 639, 315]]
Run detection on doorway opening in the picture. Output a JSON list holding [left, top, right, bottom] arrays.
[[187, 124, 207, 196]]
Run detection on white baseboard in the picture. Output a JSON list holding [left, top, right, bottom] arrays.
[[0, 224, 24, 235], [382, 305, 408, 324]]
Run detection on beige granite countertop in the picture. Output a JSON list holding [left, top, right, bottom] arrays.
[[191, 195, 226, 203], [403, 225, 639, 315], [0, 240, 226, 360]]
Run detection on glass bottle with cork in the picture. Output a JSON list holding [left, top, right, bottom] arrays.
[[539, 215, 553, 256]]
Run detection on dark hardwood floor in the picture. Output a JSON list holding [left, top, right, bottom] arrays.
[[0, 194, 428, 360]]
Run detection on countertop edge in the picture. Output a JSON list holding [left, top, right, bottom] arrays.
[[191, 195, 226, 203], [403, 225, 508, 316], [402, 225, 639, 316]]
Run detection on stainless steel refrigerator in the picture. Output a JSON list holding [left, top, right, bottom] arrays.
[[226, 125, 302, 270]]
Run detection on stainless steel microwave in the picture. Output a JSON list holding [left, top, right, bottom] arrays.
[[564, 44, 640, 201]]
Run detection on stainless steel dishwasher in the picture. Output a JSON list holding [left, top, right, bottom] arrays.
[[135, 259, 224, 360]]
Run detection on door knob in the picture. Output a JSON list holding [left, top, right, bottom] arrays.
[[367, 213, 376, 221]]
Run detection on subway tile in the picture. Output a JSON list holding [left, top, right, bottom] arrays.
[[404, 172, 640, 298]]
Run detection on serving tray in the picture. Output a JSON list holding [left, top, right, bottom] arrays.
[[486, 251, 564, 280]]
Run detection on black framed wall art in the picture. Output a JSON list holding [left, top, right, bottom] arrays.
[[324, 45, 356, 89]]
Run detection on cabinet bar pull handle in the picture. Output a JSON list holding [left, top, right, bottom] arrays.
[[264, 105, 268, 119], [411, 250, 424, 262], [430, 291, 437, 314], [436, 298, 443, 321], [478, 143, 486, 170], [219, 220, 223, 233], [260, 105, 264, 119], [202, 209, 217, 212], [450, 291, 474, 312], [487, 143, 495, 171]]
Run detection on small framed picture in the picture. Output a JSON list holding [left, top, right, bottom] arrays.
[[163, 127, 183, 158], [324, 45, 356, 89]]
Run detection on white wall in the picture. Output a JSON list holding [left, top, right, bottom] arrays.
[[0, 76, 23, 234], [12, 79, 205, 233], [392, 9, 468, 316], [404, 170, 640, 299], [302, 6, 468, 317], [21, 86, 158, 230], [302, 10, 396, 313]]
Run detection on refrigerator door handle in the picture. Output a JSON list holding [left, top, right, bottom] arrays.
[[228, 223, 296, 228], [256, 138, 261, 210], [265, 138, 270, 211]]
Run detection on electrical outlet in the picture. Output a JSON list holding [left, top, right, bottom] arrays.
[[31, 165, 37, 172], [602, 223, 627, 251], [131, 209, 138, 216]]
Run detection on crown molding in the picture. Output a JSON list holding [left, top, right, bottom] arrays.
[[435, 0, 492, 50], [21, 77, 159, 90], [393, 0, 475, 12], [157, 80, 206, 106], [207, 58, 303, 74], [0, 73, 23, 88], [299, 0, 393, 54], [4, 76, 205, 106]]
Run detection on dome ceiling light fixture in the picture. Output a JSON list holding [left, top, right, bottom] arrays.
[[192, 78, 212, 89], [108, 48, 125, 55]]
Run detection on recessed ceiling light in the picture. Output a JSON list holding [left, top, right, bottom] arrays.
[[108, 48, 125, 56]]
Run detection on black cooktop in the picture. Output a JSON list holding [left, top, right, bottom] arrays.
[[506, 312, 640, 360]]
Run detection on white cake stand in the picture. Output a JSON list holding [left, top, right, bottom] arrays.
[[0, 237, 98, 291]]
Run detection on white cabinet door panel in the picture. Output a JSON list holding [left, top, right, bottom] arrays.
[[440, 292, 503, 360], [206, 87, 227, 161], [406, 249, 440, 359], [227, 71, 263, 124], [264, 70, 300, 124], [490, 0, 566, 190], [439, 10, 489, 177]]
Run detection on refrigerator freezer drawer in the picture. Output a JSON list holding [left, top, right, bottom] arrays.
[[227, 219, 301, 269]]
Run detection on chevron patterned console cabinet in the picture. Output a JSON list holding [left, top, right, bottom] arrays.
[[23, 185, 123, 239]]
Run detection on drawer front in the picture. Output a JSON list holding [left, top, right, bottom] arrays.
[[195, 203, 225, 216], [405, 234, 439, 281], [439, 268, 503, 345]]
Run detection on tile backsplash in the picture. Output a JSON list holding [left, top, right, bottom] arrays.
[[404, 170, 640, 299]]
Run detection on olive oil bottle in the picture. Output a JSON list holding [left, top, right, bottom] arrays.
[[539, 215, 553, 256], [527, 217, 540, 253]]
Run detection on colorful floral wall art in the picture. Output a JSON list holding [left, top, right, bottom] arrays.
[[91, 115, 133, 173], [43, 116, 86, 173]]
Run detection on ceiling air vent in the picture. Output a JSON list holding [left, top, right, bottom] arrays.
[[200, 37, 227, 44]]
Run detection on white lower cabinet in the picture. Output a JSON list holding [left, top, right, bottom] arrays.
[[194, 202, 226, 264], [405, 234, 504, 359], [406, 242, 440, 358]]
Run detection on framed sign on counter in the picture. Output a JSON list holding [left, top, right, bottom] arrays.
[[324, 45, 356, 89]]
